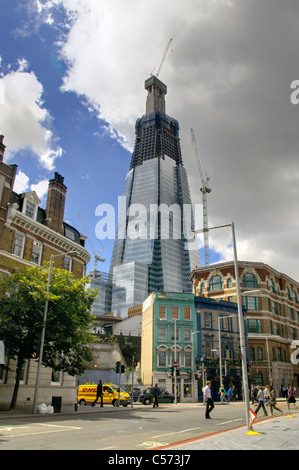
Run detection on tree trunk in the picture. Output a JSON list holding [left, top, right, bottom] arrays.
[[9, 355, 24, 411]]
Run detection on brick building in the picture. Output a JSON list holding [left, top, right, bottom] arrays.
[[0, 136, 91, 408], [190, 261, 299, 395]]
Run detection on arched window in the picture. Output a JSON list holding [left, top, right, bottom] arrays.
[[200, 283, 205, 293], [227, 278, 232, 288], [243, 273, 258, 289], [249, 347, 255, 362], [257, 348, 263, 361], [209, 275, 223, 291]]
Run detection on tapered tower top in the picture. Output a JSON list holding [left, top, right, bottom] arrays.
[[145, 76, 167, 114]]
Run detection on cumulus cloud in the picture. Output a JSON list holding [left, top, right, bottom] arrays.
[[36, 0, 299, 279], [0, 67, 62, 170]]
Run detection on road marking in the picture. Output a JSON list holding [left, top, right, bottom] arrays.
[[34, 423, 81, 429], [138, 441, 168, 449], [0, 423, 81, 438], [217, 418, 243, 426], [152, 427, 201, 438]]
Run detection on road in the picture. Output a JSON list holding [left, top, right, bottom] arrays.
[[0, 402, 278, 450]]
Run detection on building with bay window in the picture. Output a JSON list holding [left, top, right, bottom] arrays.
[[190, 261, 299, 395]]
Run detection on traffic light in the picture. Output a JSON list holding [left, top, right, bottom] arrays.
[[121, 365, 125, 373], [116, 361, 120, 373], [31, 332, 41, 359]]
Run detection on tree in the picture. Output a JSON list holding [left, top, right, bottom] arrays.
[[0, 265, 97, 410]]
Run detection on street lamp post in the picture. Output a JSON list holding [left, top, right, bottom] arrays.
[[33, 251, 75, 414], [193, 222, 250, 429]]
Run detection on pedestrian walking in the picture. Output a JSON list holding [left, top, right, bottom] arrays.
[[269, 386, 283, 416], [204, 381, 214, 419], [219, 384, 228, 404], [92, 380, 103, 407], [287, 386, 297, 410], [255, 386, 268, 416], [153, 383, 160, 408], [264, 385, 270, 407]]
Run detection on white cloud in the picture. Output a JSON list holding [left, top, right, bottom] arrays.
[[0, 68, 62, 170], [38, 0, 299, 279], [13, 170, 30, 194]]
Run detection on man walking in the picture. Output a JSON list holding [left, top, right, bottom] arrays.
[[255, 386, 268, 416], [92, 380, 103, 407], [204, 381, 214, 419], [153, 383, 160, 408]]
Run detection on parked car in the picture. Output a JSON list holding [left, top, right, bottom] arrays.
[[139, 387, 175, 405], [123, 384, 141, 402]]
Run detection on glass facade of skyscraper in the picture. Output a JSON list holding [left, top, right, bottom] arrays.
[[108, 76, 201, 317]]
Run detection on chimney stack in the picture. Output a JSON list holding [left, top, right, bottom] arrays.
[[45, 172, 67, 235]]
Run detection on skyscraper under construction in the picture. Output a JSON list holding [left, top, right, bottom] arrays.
[[109, 75, 201, 317]]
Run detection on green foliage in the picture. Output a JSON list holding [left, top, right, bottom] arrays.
[[0, 265, 98, 376]]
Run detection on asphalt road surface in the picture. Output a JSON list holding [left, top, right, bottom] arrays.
[[0, 402, 278, 451]]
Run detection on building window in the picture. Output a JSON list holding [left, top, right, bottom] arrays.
[[158, 305, 166, 319], [227, 278, 232, 288], [200, 283, 205, 293], [257, 347, 263, 361], [184, 328, 192, 342], [274, 347, 282, 362], [157, 349, 167, 367], [25, 201, 35, 219], [252, 372, 263, 386], [271, 300, 278, 314], [184, 306, 191, 320], [158, 327, 167, 342], [171, 306, 179, 320], [247, 319, 262, 333], [63, 255, 72, 272], [12, 232, 25, 257], [184, 349, 192, 367], [249, 347, 255, 361], [243, 273, 258, 289], [204, 312, 213, 329], [287, 287, 292, 300], [273, 322, 280, 336], [209, 275, 223, 291], [31, 241, 42, 265], [291, 327, 296, 340], [270, 279, 276, 293], [245, 296, 259, 310]]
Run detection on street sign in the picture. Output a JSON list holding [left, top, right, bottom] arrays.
[[173, 361, 179, 368]]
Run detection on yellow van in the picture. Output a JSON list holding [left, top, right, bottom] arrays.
[[77, 383, 130, 407]]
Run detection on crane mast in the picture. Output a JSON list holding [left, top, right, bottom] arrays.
[[190, 128, 212, 265]]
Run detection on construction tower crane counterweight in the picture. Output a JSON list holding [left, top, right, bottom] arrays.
[[190, 128, 212, 265]]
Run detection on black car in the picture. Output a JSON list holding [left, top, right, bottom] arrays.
[[139, 387, 175, 405], [123, 385, 141, 402]]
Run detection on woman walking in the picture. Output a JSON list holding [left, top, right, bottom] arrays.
[[269, 386, 283, 416]]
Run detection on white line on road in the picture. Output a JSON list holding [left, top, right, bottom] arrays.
[[152, 427, 201, 438], [216, 418, 243, 426]]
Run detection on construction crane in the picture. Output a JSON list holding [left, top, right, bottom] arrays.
[[190, 128, 212, 265], [78, 213, 105, 277], [151, 38, 173, 78]]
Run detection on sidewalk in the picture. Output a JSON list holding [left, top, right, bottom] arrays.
[[160, 409, 299, 450]]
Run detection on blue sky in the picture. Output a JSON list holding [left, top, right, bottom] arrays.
[[1, 0, 299, 280]]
